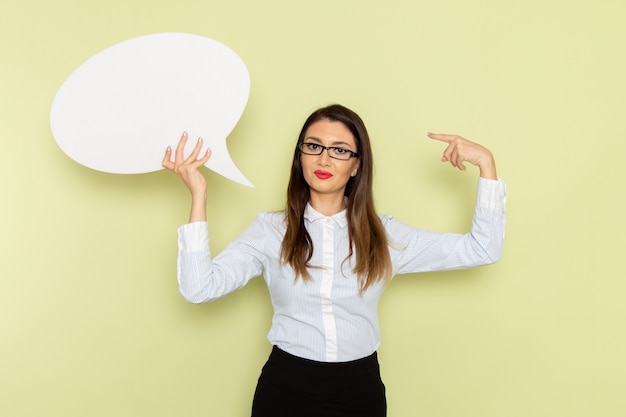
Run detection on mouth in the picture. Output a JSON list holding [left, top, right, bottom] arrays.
[[314, 170, 333, 179]]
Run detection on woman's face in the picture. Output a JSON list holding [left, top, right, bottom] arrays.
[[300, 119, 360, 202]]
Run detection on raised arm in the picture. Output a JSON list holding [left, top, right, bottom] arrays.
[[427, 133, 497, 180], [386, 133, 505, 275], [162, 131, 212, 223]]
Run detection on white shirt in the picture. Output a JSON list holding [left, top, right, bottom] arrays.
[[177, 178, 506, 362]]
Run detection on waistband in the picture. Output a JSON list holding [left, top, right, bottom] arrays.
[[270, 345, 379, 370]]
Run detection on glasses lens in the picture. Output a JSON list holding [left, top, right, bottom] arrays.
[[329, 148, 351, 160], [300, 143, 317, 154]]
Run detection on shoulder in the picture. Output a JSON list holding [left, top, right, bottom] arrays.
[[256, 211, 286, 222], [378, 213, 395, 227], [233, 211, 287, 246], [248, 212, 288, 246], [254, 211, 288, 230], [378, 213, 422, 241]]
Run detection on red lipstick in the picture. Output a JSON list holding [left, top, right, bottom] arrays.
[[314, 170, 333, 179]]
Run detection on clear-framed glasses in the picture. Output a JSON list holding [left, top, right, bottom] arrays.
[[298, 142, 359, 160]]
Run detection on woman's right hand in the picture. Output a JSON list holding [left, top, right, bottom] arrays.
[[162, 131, 211, 222]]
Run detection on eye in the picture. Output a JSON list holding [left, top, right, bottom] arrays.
[[332, 147, 349, 154], [304, 143, 320, 151]]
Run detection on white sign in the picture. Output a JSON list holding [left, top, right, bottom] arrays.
[[50, 32, 253, 187]]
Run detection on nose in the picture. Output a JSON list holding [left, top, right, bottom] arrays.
[[318, 148, 332, 165]]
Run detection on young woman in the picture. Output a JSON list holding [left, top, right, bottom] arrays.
[[162, 104, 506, 417]]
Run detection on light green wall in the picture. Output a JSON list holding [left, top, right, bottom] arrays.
[[2, 0, 625, 416]]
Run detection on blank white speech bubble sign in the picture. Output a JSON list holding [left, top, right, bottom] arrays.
[[50, 32, 253, 187]]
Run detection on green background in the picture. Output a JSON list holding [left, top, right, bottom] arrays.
[[2, 0, 625, 416]]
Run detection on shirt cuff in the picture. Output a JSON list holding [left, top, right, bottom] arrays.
[[476, 177, 507, 211], [177, 221, 209, 252]]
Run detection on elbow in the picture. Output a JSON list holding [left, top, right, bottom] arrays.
[[179, 287, 215, 304], [184, 296, 207, 305], [473, 230, 504, 266], [488, 246, 503, 264], [487, 253, 502, 266], [466, 240, 502, 268], [483, 245, 503, 266]]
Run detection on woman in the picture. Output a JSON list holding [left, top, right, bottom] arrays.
[[162, 104, 506, 417]]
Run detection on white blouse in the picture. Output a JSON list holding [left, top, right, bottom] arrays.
[[177, 178, 507, 362]]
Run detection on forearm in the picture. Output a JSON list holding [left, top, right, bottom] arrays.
[[477, 151, 497, 180], [177, 220, 266, 303], [188, 191, 207, 223]]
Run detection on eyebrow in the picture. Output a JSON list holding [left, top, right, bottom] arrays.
[[304, 136, 355, 150]]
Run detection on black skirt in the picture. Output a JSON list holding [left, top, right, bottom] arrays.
[[251, 346, 386, 417]]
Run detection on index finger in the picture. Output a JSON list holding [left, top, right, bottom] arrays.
[[427, 133, 461, 143], [162, 146, 175, 171], [174, 131, 189, 160]]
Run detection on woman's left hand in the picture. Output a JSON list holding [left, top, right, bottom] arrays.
[[428, 133, 497, 180]]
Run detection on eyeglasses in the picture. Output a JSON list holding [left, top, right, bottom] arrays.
[[298, 142, 359, 160]]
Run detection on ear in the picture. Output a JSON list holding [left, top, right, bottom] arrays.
[[351, 159, 360, 177]]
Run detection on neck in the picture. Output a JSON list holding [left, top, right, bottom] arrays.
[[308, 193, 346, 216]]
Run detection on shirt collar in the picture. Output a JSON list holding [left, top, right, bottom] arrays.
[[304, 203, 349, 228]]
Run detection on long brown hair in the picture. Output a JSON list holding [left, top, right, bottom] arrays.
[[280, 104, 392, 293]]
